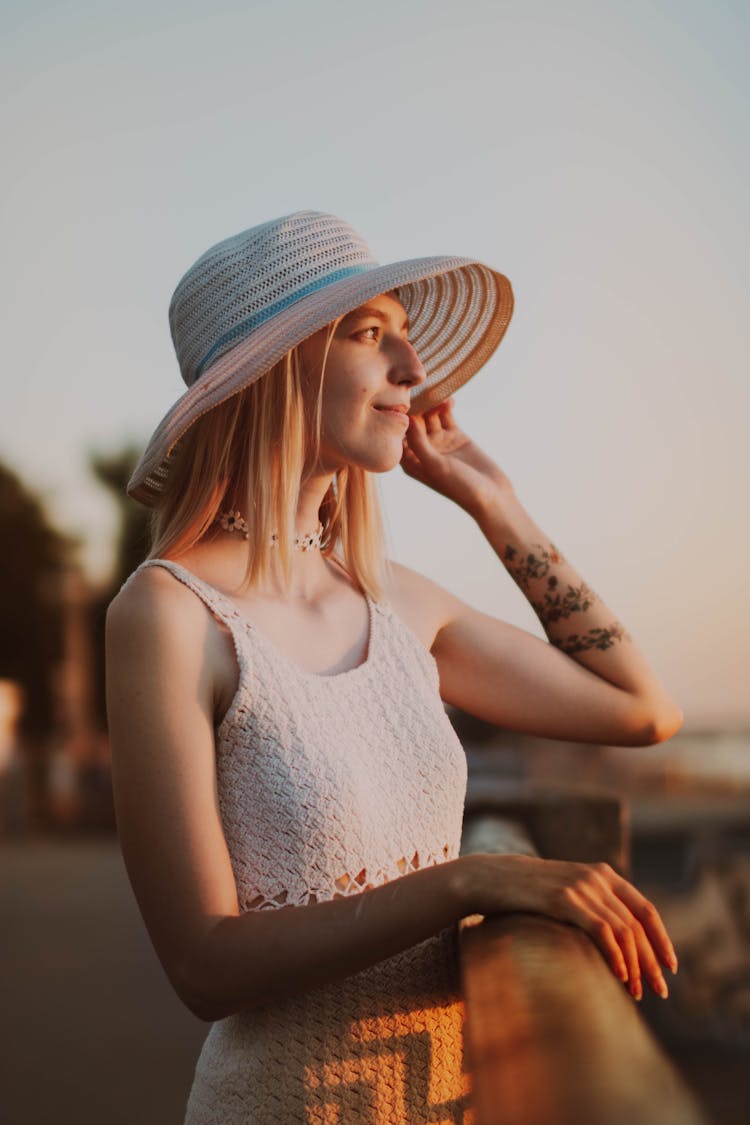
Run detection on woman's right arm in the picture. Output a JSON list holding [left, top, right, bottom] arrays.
[[106, 569, 677, 1023], [105, 568, 469, 1022]]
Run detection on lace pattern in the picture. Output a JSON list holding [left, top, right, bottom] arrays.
[[121, 558, 472, 1123], [245, 844, 454, 910]]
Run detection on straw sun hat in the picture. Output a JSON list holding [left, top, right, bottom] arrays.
[[126, 210, 514, 507]]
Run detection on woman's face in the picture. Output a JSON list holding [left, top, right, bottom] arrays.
[[299, 290, 427, 474]]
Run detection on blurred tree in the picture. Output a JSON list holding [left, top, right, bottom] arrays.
[[89, 444, 152, 591], [87, 444, 151, 731], [0, 460, 77, 741]]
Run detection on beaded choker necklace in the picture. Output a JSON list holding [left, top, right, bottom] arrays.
[[215, 510, 324, 552]]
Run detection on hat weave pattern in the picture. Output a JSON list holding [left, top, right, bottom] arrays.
[[127, 211, 514, 506], [171, 214, 378, 387]]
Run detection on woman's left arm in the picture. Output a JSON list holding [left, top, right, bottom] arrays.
[[401, 399, 684, 746]]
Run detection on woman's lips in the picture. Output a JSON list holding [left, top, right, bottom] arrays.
[[375, 407, 410, 426]]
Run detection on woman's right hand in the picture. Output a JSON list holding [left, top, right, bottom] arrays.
[[456, 853, 678, 1001]]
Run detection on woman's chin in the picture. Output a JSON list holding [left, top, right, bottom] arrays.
[[328, 433, 407, 474], [368, 452, 404, 474]]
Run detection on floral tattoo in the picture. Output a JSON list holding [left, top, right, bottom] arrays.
[[503, 539, 629, 649], [503, 542, 563, 584], [503, 542, 598, 621], [551, 623, 632, 654], [532, 578, 598, 625]]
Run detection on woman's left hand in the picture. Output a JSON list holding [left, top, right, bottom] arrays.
[[400, 398, 515, 516]]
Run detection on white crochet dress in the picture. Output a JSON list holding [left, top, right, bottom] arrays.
[[128, 558, 473, 1124]]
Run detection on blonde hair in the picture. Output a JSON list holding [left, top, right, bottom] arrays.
[[145, 317, 390, 601]]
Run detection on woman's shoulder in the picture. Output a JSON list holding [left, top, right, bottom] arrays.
[[383, 558, 463, 650], [107, 560, 211, 646], [384, 557, 460, 610], [112, 557, 184, 602]]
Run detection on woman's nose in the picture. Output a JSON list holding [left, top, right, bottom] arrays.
[[391, 338, 427, 389]]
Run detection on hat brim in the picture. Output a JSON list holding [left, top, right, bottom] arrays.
[[127, 255, 513, 506]]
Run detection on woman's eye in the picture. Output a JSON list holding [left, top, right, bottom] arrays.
[[356, 325, 380, 341]]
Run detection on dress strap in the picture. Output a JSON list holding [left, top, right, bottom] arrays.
[[131, 558, 239, 619], [127, 559, 252, 677]]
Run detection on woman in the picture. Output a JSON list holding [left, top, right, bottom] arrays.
[[107, 210, 681, 1123]]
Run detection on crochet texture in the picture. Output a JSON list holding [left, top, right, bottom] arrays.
[[125, 558, 473, 1124]]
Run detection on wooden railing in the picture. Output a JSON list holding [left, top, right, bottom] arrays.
[[457, 780, 709, 1125]]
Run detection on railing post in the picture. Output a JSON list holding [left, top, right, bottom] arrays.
[[457, 782, 708, 1125]]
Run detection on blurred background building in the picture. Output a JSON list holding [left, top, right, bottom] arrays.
[[0, 451, 147, 838]]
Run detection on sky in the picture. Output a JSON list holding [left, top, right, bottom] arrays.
[[1, 0, 748, 730]]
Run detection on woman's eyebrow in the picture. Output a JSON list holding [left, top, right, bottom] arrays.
[[342, 306, 410, 333]]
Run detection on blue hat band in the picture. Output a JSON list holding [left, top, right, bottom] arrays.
[[193, 262, 376, 382]]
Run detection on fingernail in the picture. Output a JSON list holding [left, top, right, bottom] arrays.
[[657, 977, 669, 999], [669, 954, 678, 973], [631, 981, 642, 1001]]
